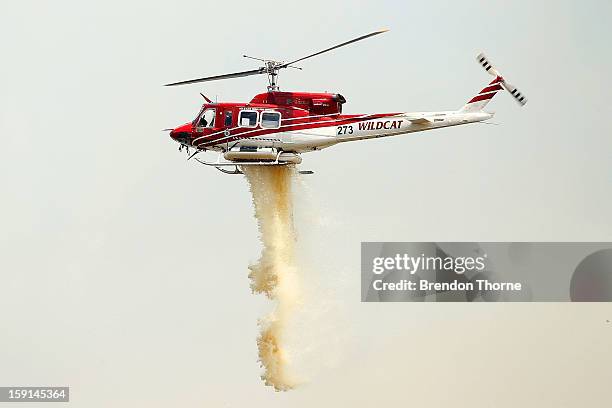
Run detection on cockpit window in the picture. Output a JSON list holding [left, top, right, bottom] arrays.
[[197, 108, 216, 128], [194, 108, 204, 124]]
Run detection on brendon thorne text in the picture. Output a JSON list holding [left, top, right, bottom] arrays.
[[372, 279, 522, 292]]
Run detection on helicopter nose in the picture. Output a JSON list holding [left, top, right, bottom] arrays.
[[169, 124, 192, 144], [171, 131, 191, 143]]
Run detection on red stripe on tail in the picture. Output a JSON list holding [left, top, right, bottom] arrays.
[[480, 84, 503, 94], [467, 93, 496, 103]]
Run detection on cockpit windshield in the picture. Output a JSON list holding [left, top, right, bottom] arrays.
[[195, 108, 216, 128]]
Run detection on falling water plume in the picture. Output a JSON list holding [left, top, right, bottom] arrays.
[[243, 165, 300, 391]]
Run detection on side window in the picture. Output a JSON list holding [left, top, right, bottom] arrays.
[[224, 110, 233, 127], [260, 111, 281, 129], [238, 110, 258, 128]]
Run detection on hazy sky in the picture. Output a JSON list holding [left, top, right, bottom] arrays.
[[1, 0, 611, 407]]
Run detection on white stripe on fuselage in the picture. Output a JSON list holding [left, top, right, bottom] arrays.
[[228, 111, 492, 152], [197, 113, 383, 146]]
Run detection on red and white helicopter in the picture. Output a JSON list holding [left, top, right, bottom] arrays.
[[165, 30, 527, 174]]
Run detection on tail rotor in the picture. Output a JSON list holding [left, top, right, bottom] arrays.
[[476, 52, 501, 77], [476, 52, 528, 106], [500, 80, 528, 106]]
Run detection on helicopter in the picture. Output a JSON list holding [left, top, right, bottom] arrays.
[[164, 29, 527, 175]]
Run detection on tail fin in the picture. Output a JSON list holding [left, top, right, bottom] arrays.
[[460, 76, 504, 112], [460, 52, 528, 112]]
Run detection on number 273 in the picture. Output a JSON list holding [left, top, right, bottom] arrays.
[[337, 125, 353, 135]]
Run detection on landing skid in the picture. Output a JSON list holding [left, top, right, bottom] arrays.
[[193, 152, 313, 175]]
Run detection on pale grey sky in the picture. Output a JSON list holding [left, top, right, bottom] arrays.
[[1, 0, 611, 407]]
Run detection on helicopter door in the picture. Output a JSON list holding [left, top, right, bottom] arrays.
[[223, 110, 234, 128], [195, 108, 216, 132]]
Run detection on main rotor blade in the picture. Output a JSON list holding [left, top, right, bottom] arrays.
[[279, 29, 388, 68], [164, 68, 264, 86]]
